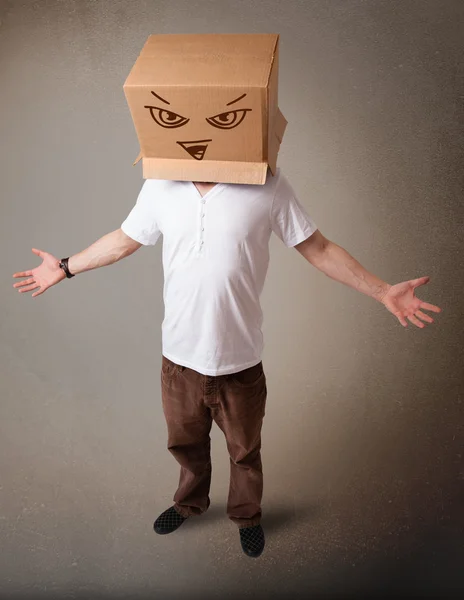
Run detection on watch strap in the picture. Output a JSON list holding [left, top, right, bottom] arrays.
[[59, 257, 75, 278]]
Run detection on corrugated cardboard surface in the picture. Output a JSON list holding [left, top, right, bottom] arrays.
[[125, 86, 265, 162], [124, 33, 286, 184], [124, 33, 278, 87]]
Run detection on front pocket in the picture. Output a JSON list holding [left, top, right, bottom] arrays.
[[229, 362, 265, 388], [161, 357, 179, 383]]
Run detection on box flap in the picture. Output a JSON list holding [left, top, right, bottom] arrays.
[[274, 107, 287, 143], [133, 151, 143, 166], [268, 107, 287, 175], [141, 157, 268, 185]]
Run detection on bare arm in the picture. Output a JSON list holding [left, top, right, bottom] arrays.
[[294, 230, 391, 302], [68, 228, 142, 275], [294, 230, 442, 328], [12, 228, 142, 297]]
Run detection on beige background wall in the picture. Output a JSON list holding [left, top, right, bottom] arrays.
[[1, 1, 463, 598]]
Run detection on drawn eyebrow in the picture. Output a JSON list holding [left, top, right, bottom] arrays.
[[226, 93, 247, 106], [151, 91, 170, 105]]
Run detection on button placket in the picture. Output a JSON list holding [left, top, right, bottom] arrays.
[[198, 198, 206, 253]]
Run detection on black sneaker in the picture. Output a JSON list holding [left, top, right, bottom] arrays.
[[153, 506, 188, 535], [239, 524, 265, 557]]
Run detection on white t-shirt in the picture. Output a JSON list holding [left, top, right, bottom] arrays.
[[120, 167, 318, 376]]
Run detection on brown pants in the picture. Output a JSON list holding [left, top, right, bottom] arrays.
[[160, 355, 267, 529]]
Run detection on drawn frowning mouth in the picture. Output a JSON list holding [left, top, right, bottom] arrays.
[[176, 139, 213, 160]]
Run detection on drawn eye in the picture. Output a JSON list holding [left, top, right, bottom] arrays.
[[144, 106, 189, 128], [206, 109, 252, 130]]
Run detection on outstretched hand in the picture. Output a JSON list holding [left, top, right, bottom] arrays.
[[12, 248, 66, 298], [379, 276, 442, 328]]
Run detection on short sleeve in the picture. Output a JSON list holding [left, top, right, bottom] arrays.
[[120, 180, 162, 246], [270, 170, 318, 247]]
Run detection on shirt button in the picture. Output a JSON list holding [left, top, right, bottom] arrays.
[[202, 199, 206, 204], [201, 227, 205, 231]]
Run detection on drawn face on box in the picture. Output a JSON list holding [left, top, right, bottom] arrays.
[[129, 87, 263, 163]]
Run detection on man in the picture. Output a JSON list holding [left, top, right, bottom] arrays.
[[12, 169, 442, 558]]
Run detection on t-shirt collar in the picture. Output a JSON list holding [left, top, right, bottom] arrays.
[[189, 181, 226, 201]]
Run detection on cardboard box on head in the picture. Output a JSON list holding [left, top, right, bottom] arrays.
[[123, 33, 287, 185]]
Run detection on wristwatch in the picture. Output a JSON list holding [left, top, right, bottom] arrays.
[[58, 257, 75, 278]]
